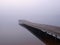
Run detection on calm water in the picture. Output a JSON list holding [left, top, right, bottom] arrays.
[[0, 16, 45, 45]]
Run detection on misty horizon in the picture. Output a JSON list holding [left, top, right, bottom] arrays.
[[0, 0, 60, 45]]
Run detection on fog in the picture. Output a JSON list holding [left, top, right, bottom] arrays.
[[0, 0, 60, 45]]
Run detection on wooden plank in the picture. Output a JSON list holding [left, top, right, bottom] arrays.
[[19, 20, 60, 38]]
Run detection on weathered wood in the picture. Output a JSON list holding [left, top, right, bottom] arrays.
[[19, 20, 60, 38], [19, 20, 60, 45]]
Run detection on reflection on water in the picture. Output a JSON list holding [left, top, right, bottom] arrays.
[[0, 19, 45, 45]]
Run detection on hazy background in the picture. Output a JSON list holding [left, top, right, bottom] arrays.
[[0, 0, 60, 45]]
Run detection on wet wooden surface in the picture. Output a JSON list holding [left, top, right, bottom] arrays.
[[19, 20, 60, 45], [19, 20, 60, 38]]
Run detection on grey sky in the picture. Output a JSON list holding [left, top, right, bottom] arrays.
[[0, 0, 60, 26]]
